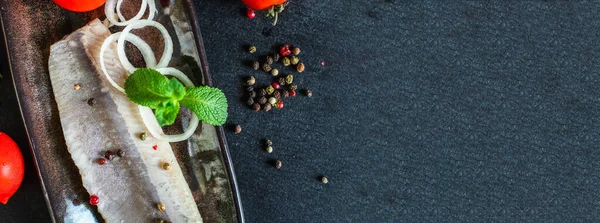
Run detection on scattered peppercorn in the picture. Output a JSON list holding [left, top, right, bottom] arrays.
[[285, 74, 293, 84], [278, 77, 286, 86], [275, 160, 282, 169], [321, 61, 326, 66], [152, 145, 158, 150], [117, 149, 125, 157], [104, 151, 115, 160], [157, 203, 166, 212], [266, 139, 273, 146], [273, 53, 280, 62], [258, 97, 267, 105], [259, 88, 267, 96], [246, 97, 255, 106], [296, 63, 305, 73], [264, 103, 272, 112], [268, 97, 277, 105], [280, 46, 291, 57], [273, 90, 281, 99], [321, 176, 329, 184], [266, 85, 275, 95], [234, 125, 242, 134], [262, 63, 272, 72], [247, 86, 254, 92], [290, 56, 299, 65], [253, 103, 261, 111], [290, 90, 297, 97], [139, 132, 147, 141], [292, 47, 301, 55], [89, 195, 99, 206], [277, 100, 284, 109], [252, 61, 260, 70], [266, 146, 273, 153], [87, 98, 96, 107], [247, 76, 256, 85], [162, 162, 171, 171], [247, 9, 256, 19], [266, 56, 274, 65], [73, 84, 81, 90], [97, 158, 107, 165], [249, 45, 257, 53], [305, 89, 313, 97], [249, 90, 257, 98], [289, 84, 298, 91], [272, 82, 281, 90], [271, 68, 279, 76], [282, 90, 290, 98], [282, 57, 291, 66]]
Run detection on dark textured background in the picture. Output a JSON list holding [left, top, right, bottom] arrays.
[[3, 0, 600, 222]]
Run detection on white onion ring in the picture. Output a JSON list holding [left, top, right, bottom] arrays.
[[106, 0, 149, 26], [139, 67, 200, 142], [117, 20, 173, 74], [100, 32, 157, 93]]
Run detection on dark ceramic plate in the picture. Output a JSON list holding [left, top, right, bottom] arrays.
[[0, 0, 243, 222]]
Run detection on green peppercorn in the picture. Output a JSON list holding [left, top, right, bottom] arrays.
[[268, 97, 277, 105], [249, 45, 257, 53], [292, 47, 301, 55], [285, 74, 293, 84], [162, 162, 171, 171], [266, 56, 274, 65], [263, 63, 272, 72], [282, 57, 291, 66], [266, 146, 273, 153], [271, 68, 279, 76], [266, 85, 275, 95], [252, 61, 260, 70], [296, 63, 305, 73], [290, 56, 299, 65], [139, 132, 147, 141], [321, 176, 329, 184]]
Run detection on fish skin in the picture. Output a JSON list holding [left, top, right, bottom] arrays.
[[49, 19, 203, 223]]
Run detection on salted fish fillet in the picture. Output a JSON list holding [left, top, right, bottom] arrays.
[[49, 19, 202, 223]]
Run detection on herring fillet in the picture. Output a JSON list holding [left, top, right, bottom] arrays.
[[82, 20, 203, 222], [49, 19, 202, 222], [48, 23, 168, 222]]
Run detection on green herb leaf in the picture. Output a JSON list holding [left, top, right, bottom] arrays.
[[180, 86, 228, 126], [125, 68, 186, 108], [154, 100, 180, 126]]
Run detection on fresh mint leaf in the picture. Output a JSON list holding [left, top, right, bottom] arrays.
[[180, 86, 228, 126], [154, 100, 180, 126], [124, 68, 186, 108]]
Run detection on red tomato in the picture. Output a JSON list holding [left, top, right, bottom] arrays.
[[242, 0, 287, 10], [0, 132, 24, 205], [53, 0, 106, 12]]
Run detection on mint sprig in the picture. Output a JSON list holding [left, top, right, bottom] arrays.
[[124, 68, 228, 126]]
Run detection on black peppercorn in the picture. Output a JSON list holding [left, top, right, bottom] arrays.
[[266, 56, 274, 65], [104, 151, 115, 160], [292, 47, 301, 55], [273, 53, 280, 62], [246, 97, 255, 106], [249, 91, 256, 98], [278, 77, 286, 86], [258, 97, 267, 105], [282, 90, 290, 98], [289, 84, 298, 91], [259, 88, 267, 96], [234, 125, 242, 134], [87, 98, 96, 107], [117, 150, 125, 157], [273, 91, 281, 99], [305, 89, 313, 97], [253, 103, 261, 111], [264, 103, 272, 112], [266, 139, 273, 146], [275, 160, 282, 169], [252, 61, 260, 70], [247, 86, 254, 92], [263, 63, 272, 72], [296, 63, 305, 72]]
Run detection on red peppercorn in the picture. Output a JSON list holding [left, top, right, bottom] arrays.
[[152, 145, 158, 150], [247, 9, 256, 19], [321, 61, 326, 66], [290, 90, 296, 97], [97, 158, 107, 165], [277, 100, 284, 109], [272, 82, 281, 90], [280, 45, 291, 57], [89, 195, 99, 206]]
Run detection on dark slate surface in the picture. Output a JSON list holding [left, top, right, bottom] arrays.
[[2, 0, 600, 222]]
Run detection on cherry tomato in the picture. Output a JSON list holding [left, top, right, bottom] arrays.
[[0, 132, 24, 204], [242, 0, 287, 10], [53, 0, 106, 12]]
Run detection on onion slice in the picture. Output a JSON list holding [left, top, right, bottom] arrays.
[[117, 20, 173, 74], [100, 32, 157, 93], [105, 0, 149, 26], [139, 67, 200, 142]]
